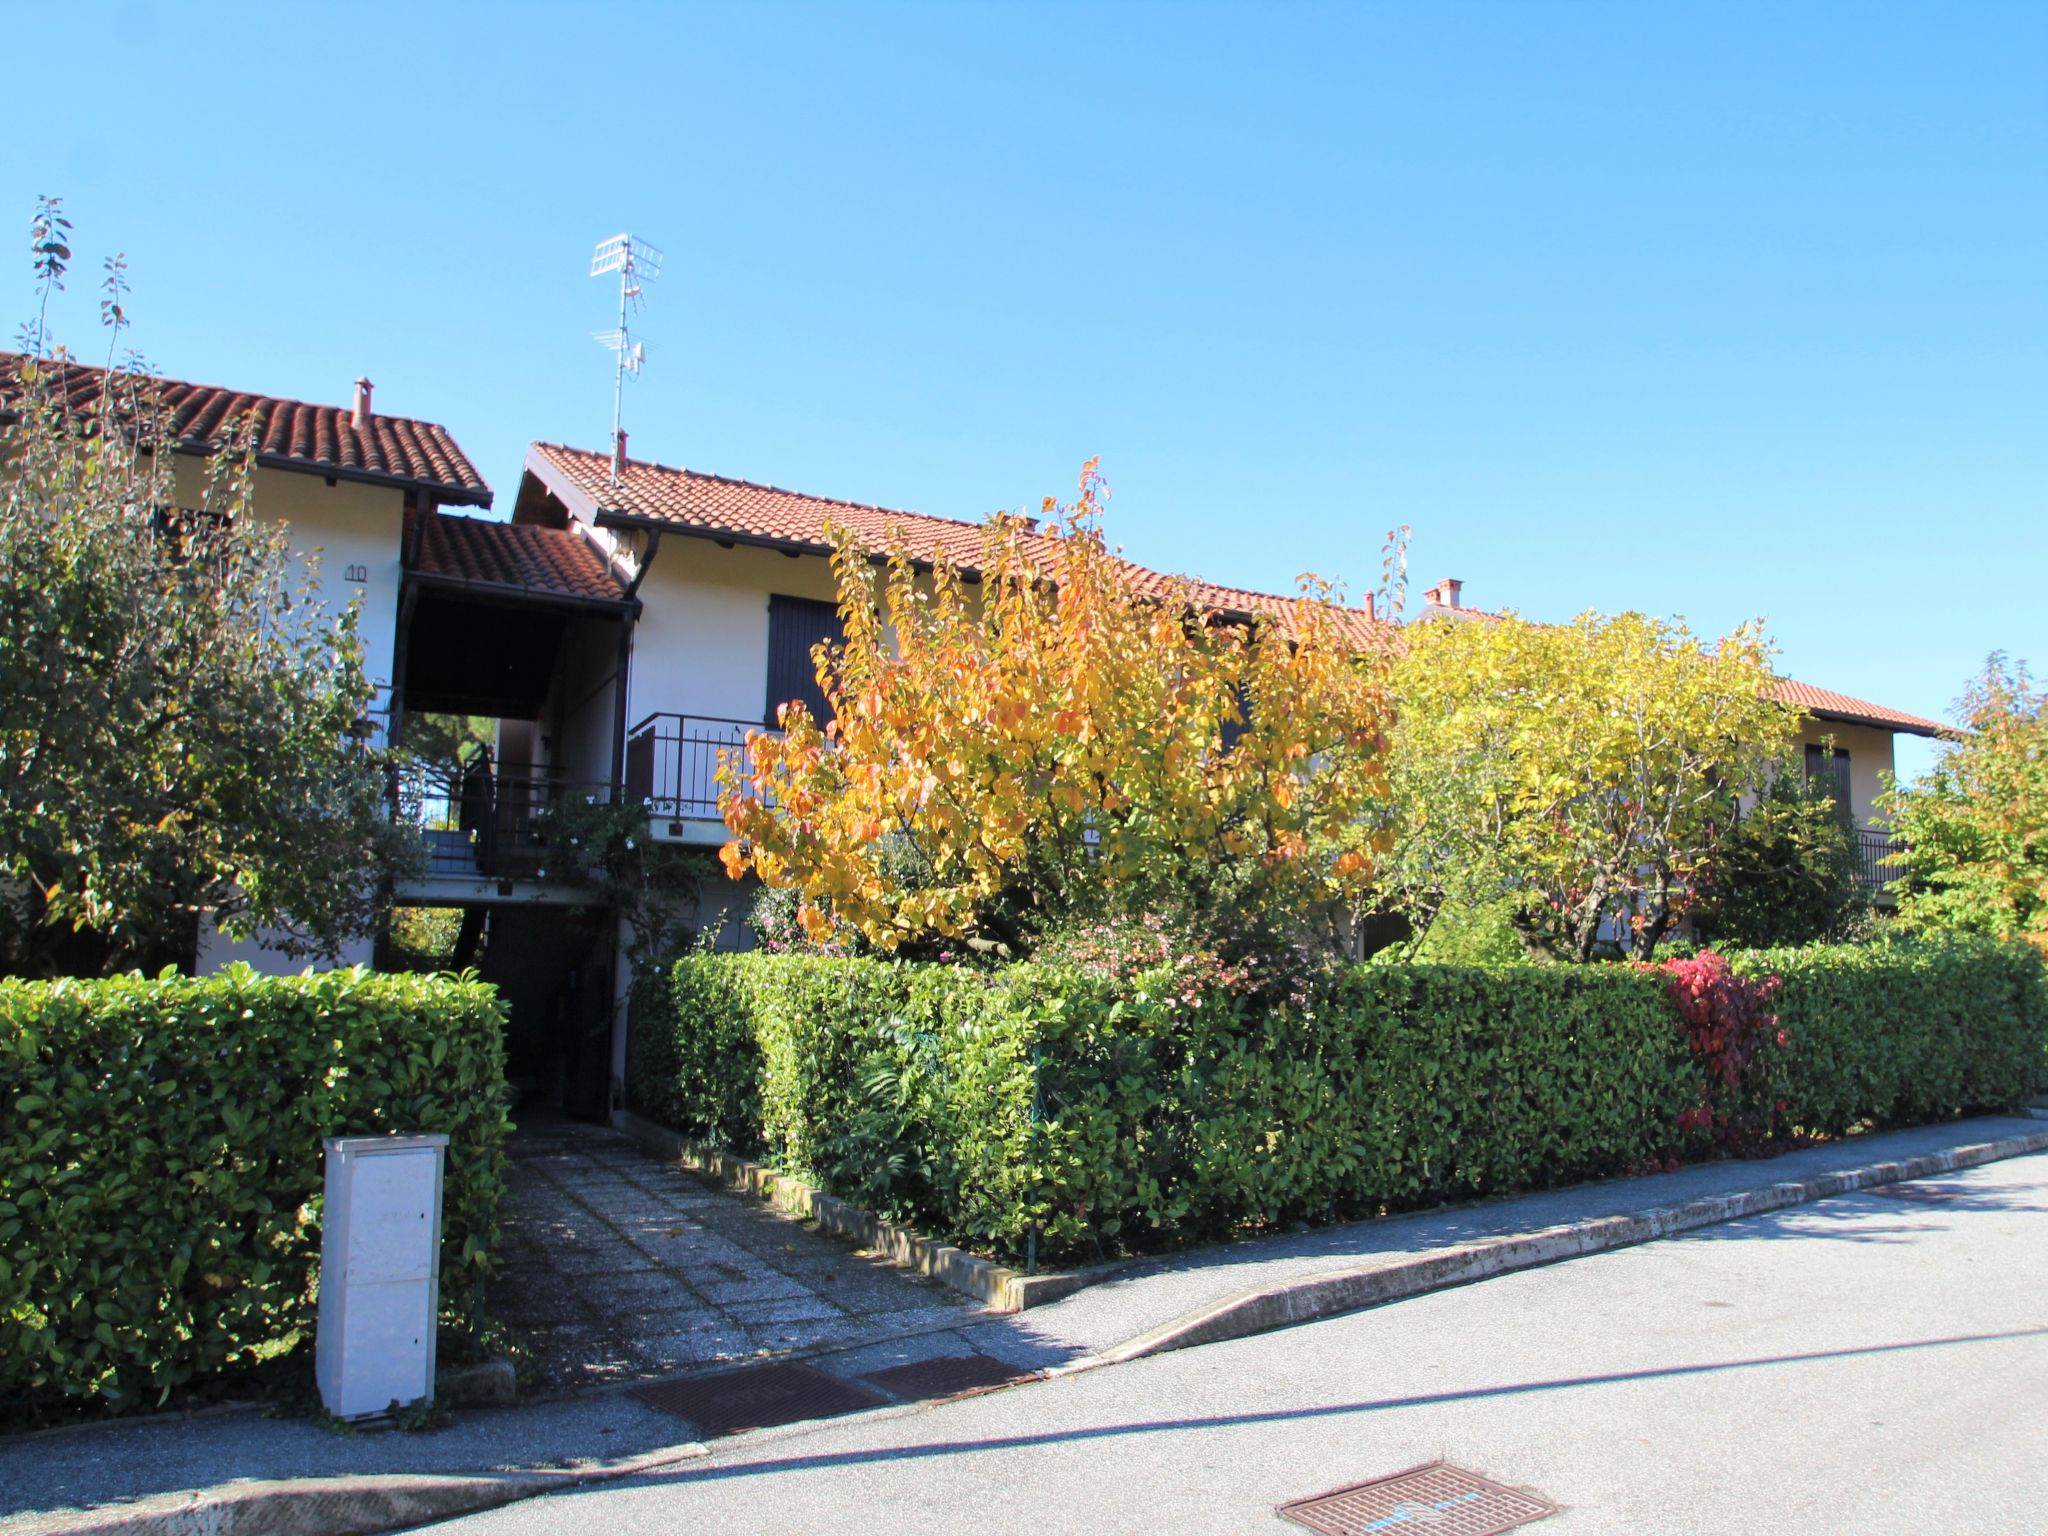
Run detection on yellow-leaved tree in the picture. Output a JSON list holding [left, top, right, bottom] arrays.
[[718, 464, 1390, 960], [1381, 610, 1797, 961]]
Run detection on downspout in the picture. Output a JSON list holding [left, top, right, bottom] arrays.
[[610, 532, 658, 797], [611, 617, 634, 799]]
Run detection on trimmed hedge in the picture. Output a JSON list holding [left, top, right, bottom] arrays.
[[631, 955, 1701, 1262], [1740, 936, 2048, 1138], [0, 966, 509, 1412], [632, 940, 2048, 1266]]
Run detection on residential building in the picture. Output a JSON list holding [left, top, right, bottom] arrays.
[[0, 353, 494, 972]]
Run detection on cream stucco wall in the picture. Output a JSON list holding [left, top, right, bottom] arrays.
[[1791, 718, 1899, 828], [168, 459, 408, 734]]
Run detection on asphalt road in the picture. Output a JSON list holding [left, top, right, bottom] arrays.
[[427, 1150, 2048, 1535]]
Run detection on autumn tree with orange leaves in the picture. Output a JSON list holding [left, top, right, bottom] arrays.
[[718, 464, 1390, 961]]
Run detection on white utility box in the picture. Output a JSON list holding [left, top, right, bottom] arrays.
[[315, 1133, 448, 1420]]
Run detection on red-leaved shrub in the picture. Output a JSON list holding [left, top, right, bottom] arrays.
[[1657, 950, 1787, 1155]]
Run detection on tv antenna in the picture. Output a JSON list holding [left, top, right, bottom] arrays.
[[590, 233, 662, 485]]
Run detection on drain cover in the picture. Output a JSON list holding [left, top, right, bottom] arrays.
[[1870, 1182, 1965, 1204], [862, 1353, 1037, 1401], [630, 1360, 886, 1437], [1280, 1461, 1557, 1535]]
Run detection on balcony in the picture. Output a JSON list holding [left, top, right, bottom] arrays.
[[394, 762, 611, 884], [1855, 827, 1909, 903], [624, 714, 774, 827]]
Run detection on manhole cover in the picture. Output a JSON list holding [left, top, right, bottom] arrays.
[[1280, 1461, 1557, 1535], [630, 1360, 886, 1437], [1870, 1182, 1965, 1204], [862, 1353, 1038, 1401]]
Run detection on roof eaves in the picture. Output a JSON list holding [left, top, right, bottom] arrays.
[[401, 566, 640, 617]]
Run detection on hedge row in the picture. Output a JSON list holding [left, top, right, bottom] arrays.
[[0, 967, 509, 1412], [629, 939, 2047, 1267], [1737, 938, 2048, 1137]]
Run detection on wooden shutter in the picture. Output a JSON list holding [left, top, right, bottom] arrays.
[[765, 594, 846, 727]]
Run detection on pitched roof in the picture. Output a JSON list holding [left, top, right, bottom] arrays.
[[408, 510, 628, 606], [1, 352, 491, 506], [1769, 679, 1946, 738], [524, 441, 1384, 644]]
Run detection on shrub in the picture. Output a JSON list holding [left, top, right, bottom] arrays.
[[0, 967, 509, 1414], [1690, 774, 1864, 949], [1734, 935, 2047, 1137], [1656, 951, 1787, 1153]]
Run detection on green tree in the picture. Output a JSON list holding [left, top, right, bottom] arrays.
[[1381, 610, 1796, 962], [1, 219, 415, 975], [1690, 768, 1864, 948], [1882, 654, 2047, 956]]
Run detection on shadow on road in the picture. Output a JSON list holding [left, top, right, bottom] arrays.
[[603, 1326, 2048, 1489]]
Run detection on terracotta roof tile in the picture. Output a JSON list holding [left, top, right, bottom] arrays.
[[1, 352, 491, 506], [527, 442, 1384, 645], [409, 510, 627, 604], [1769, 679, 1946, 738]]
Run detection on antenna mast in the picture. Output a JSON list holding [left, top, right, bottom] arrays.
[[590, 232, 663, 486]]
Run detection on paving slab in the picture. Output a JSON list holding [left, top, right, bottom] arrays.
[[494, 1117, 981, 1385]]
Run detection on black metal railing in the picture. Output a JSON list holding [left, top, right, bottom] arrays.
[[1855, 827, 1909, 902], [624, 714, 775, 820], [393, 763, 611, 879]]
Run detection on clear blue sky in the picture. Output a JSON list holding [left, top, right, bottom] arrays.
[[12, 1, 2044, 781]]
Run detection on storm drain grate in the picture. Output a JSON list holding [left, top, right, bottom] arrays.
[[1279, 1461, 1557, 1535], [862, 1352, 1038, 1401], [1870, 1182, 1968, 1204], [629, 1360, 886, 1437]]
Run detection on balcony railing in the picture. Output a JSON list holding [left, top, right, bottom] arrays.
[[624, 714, 775, 820], [394, 762, 610, 880], [1855, 828, 1909, 902]]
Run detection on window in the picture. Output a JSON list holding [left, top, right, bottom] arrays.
[[765, 594, 846, 728], [1804, 742, 1851, 811]]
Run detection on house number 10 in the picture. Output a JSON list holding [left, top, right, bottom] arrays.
[[344, 563, 369, 584]]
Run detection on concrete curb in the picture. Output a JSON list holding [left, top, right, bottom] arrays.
[[1084, 1125, 2048, 1368], [0, 1446, 708, 1536], [619, 1111, 1102, 1313]]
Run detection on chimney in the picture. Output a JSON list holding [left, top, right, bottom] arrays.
[[1425, 577, 1464, 610], [351, 376, 373, 430], [613, 427, 630, 478]]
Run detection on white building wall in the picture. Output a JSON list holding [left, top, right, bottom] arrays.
[[626, 540, 841, 726], [187, 462, 410, 975]]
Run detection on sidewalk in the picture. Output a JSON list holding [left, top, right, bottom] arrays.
[[4, 1112, 2043, 1536]]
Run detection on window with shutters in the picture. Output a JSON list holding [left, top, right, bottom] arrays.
[[1804, 742, 1852, 814], [764, 594, 846, 728]]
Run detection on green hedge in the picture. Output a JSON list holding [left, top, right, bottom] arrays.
[[630, 955, 1702, 1262], [632, 941, 2047, 1266], [1740, 936, 2048, 1137], [0, 966, 509, 1413]]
